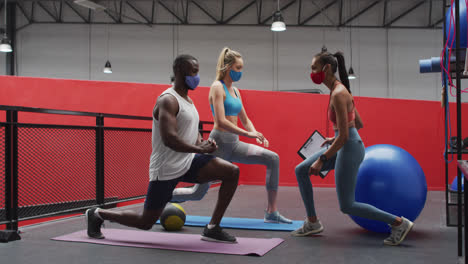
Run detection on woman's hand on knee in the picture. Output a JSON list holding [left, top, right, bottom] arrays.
[[308, 159, 324, 176], [256, 137, 269, 147], [247, 131, 265, 144]]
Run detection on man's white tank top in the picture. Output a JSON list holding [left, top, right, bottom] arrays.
[[149, 87, 199, 181]]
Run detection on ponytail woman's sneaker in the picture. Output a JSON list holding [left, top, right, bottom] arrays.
[[291, 219, 323, 236], [264, 210, 293, 224], [384, 217, 414, 246]]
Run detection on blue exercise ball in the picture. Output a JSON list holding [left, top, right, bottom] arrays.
[[350, 144, 427, 233], [445, 0, 468, 49]]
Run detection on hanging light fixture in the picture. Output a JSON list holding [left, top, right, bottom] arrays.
[[1, 0, 12, 53], [0, 37, 12, 53], [348, 67, 357, 80], [321, 45, 327, 53], [271, 0, 286, 32], [103, 60, 112, 74], [103, 0, 112, 74]]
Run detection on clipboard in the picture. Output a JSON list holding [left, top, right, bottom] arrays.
[[297, 130, 330, 178]]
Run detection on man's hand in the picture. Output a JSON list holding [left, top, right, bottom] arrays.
[[198, 138, 217, 153]]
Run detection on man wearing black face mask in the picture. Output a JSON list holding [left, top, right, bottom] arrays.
[[85, 54, 240, 244]]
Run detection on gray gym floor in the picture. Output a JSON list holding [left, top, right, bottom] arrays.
[[0, 186, 457, 264]]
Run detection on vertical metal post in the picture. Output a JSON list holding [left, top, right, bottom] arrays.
[[460, 0, 468, 259], [455, 0, 464, 258], [6, 2, 16, 76], [338, 0, 343, 26], [443, 0, 450, 228], [96, 115, 105, 206], [428, 0, 433, 27], [5, 110, 18, 230]]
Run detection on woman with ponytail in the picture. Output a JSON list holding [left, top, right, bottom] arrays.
[[292, 51, 414, 246]]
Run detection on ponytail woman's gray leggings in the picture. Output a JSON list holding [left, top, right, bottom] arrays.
[[295, 127, 397, 224]]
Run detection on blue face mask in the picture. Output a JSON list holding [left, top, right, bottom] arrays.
[[185, 74, 200, 90], [229, 70, 242, 82]]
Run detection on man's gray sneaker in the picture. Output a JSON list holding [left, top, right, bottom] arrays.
[[201, 225, 237, 243]]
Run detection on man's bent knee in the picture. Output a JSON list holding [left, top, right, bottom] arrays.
[[226, 165, 239, 182]]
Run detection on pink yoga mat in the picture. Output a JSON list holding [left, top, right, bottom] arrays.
[[52, 229, 284, 256]]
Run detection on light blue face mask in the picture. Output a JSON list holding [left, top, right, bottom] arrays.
[[185, 74, 200, 90], [229, 70, 243, 82]]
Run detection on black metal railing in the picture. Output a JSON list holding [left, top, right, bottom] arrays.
[[0, 125, 5, 224], [0, 105, 213, 230]]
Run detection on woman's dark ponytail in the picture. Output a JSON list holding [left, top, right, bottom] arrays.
[[333, 52, 351, 94]]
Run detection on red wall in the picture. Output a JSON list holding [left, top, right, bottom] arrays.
[[239, 90, 468, 191], [1, 76, 467, 191]]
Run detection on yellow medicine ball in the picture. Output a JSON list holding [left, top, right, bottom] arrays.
[[160, 203, 186, 231]]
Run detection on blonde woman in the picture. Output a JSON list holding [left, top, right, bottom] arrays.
[[171, 48, 291, 223], [206, 47, 291, 223]]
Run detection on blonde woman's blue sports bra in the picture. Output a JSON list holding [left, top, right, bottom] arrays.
[[210, 80, 242, 116]]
